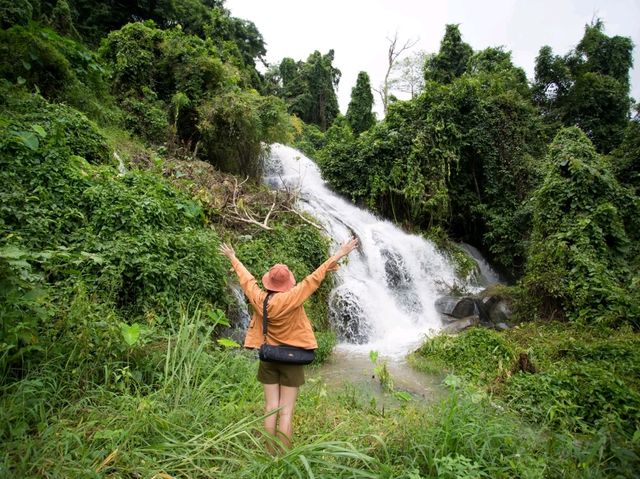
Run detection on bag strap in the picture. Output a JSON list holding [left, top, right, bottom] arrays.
[[262, 292, 275, 343]]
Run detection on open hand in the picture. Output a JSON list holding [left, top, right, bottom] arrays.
[[336, 236, 359, 259], [218, 243, 236, 261]]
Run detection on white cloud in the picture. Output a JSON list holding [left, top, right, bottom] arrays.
[[225, 0, 640, 116]]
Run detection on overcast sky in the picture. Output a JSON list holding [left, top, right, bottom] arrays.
[[224, 0, 640, 116]]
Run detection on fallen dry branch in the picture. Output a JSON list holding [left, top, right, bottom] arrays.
[[222, 177, 277, 230]]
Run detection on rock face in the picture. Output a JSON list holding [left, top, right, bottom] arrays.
[[434, 296, 476, 319], [441, 316, 479, 333], [330, 289, 370, 344], [480, 293, 513, 324], [435, 288, 513, 332]]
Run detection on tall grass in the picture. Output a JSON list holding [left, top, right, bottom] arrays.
[[0, 309, 381, 478], [3, 311, 638, 478]]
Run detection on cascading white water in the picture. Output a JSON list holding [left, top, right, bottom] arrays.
[[460, 243, 507, 286], [264, 144, 463, 357]]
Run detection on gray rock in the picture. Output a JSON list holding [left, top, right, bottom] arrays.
[[489, 300, 513, 324], [434, 296, 477, 319], [442, 316, 479, 333]]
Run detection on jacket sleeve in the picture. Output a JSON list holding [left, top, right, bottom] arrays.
[[280, 255, 340, 309], [231, 257, 264, 310]]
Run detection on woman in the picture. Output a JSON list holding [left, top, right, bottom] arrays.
[[219, 237, 358, 449]]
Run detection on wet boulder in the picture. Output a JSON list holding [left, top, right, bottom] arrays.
[[435, 287, 514, 331], [330, 289, 370, 344], [381, 248, 412, 288], [434, 296, 476, 319], [442, 316, 479, 333], [478, 290, 514, 325]]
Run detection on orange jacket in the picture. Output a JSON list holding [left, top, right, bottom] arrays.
[[231, 255, 340, 350]]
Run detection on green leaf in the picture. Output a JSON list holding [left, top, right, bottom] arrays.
[[217, 338, 240, 349], [15, 131, 39, 151], [393, 391, 413, 402], [443, 374, 461, 389], [0, 246, 27, 259], [369, 350, 379, 364], [80, 251, 105, 265], [32, 125, 47, 138], [207, 309, 229, 327], [120, 323, 141, 346]]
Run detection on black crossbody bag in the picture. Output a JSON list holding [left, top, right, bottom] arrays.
[[258, 292, 315, 365]]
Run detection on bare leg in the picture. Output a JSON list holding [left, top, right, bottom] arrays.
[[263, 383, 280, 453], [276, 385, 299, 449]]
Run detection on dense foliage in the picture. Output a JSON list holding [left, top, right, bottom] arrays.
[[0, 1, 290, 178], [414, 322, 640, 477], [0, 86, 229, 372], [271, 50, 342, 131], [532, 20, 633, 153], [346, 71, 376, 134], [98, 20, 290, 176], [424, 24, 473, 84], [522, 127, 639, 325]]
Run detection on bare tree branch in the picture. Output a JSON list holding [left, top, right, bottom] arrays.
[[379, 32, 419, 115]]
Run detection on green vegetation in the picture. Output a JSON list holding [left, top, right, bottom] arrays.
[[532, 20, 633, 153], [269, 50, 342, 131], [346, 71, 376, 134], [2, 3, 640, 478], [413, 323, 640, 477], [523, 127, 639, 325]]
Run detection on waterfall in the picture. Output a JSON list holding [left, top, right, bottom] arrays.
[[264, 144, 464, 357], [459, 243, 507, 287]]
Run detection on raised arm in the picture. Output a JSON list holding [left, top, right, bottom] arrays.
[[283, 236, 359, 308], [218, 242, 264, 307]]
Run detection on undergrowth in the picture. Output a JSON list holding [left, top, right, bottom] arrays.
[[412, 323, 640, 477]]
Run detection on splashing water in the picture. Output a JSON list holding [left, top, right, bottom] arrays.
[[264, 144, 462, 357]]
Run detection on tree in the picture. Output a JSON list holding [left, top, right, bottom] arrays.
[[388, 50, 430, 99], [278, 50, 341, 131], [306, 50, 341, 130], [424, 24, 472, 84], [532, 20, 633, 153], [531, 45, 572, 116], [375, 32, 418, 115], [346, 71, 376, 134]]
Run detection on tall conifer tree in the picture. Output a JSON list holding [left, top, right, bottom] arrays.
[[346, 71, 375, 134]]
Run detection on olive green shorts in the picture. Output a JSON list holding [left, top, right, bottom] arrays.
[[257, 360, 305, 387]]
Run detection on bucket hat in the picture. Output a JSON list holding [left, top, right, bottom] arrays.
[[262, 264, 296, 292]]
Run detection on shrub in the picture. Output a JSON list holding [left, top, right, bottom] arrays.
[[414, 328, 516, 381], [0, 0, 32, 29], [0, 25, 116, 123], [522, 127, 639, 325], [0, 91, 229, 373], [197, 89, 291, 177], [313, 331, 336, 365], [505, 363, 640, 432], [0, 25, 73, 98], [120, 87, 168, 144]]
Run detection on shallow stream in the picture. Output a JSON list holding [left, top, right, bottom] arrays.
[[311, 350, 446, 407]]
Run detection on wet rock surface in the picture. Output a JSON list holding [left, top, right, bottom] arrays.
[[435, 288, 514, 332], [330, 290, 371, 344]]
